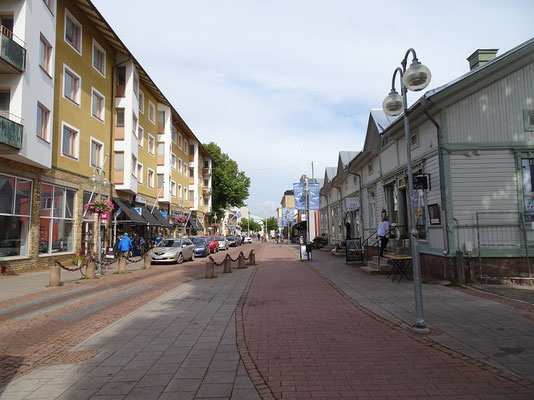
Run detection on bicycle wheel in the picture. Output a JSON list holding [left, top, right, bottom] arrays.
[[80, 262, 86, 277]]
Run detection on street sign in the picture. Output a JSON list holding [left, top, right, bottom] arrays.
[[413, 175, 429, 190]]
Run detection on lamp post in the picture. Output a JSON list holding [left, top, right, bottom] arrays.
[[304, 178, 310, 244], [382, 48, 431, 333], [89, 155, 110, 273]]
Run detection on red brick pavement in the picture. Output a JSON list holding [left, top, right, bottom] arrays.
[[240, 245, 534, 399], [0, 244, 259, 389]]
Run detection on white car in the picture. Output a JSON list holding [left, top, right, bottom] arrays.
[[216, 236, 229, 250], [243, 236, 252, 244]]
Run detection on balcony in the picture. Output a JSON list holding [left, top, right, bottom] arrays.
[[0, 26, 26, 73], [202, 186, 211, 196], [189, 153, 194, 162], [0, 111, 23, 149], [203, 167, 211, 176], [189, 176, 195, 185]]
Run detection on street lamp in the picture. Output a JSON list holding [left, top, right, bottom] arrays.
[[90, 154, 110, 273], [382, 48, 431, 333], [303, 178, 310, 244]]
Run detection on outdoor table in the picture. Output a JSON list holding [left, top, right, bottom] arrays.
[[385, 254, 413, 283], [348, 248, 365, 264]]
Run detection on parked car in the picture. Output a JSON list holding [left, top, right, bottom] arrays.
[[235, 235, 242, 246], [216, 236, 229, 250], [226, 235, 237, 247], [191, 237, 210, 257], [203, 236, 219, 253], [149, 238, 195, 264], [243, 236, 252, 244]]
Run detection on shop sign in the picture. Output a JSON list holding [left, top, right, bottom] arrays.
[[398, 177, 406, 188], [135, 195, 147, 204], [413, 175, 429, 190], [345, 197, 359, 211], [134, 207, 142, 216], [160, 211, 168, 219]]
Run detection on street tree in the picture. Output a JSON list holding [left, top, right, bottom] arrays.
[[266, 217, 278, 233]]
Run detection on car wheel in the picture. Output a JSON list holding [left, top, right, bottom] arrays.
[[190, 252, 195, 261], [177, 253, 184, 264]]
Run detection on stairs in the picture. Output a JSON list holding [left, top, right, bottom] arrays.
[[361, 255, 392, 275], [330, 248, 345, 257], [319, 245, 336, 252]]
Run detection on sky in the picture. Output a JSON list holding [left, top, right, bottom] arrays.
[[93, 0, 533, 218]]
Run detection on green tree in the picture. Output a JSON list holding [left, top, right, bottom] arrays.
[[204, 142, 251, 221], [266, 217, 278, 233]]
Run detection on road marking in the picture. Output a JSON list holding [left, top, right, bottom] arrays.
[[0, 286, 95, 316], [56, 286, 151, 321]]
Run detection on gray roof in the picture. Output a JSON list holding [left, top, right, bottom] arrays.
[[325, 167, 337, 181], [370, 109, 395, 134], [339, 151, 359, 167]]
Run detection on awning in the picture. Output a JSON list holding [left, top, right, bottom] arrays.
[[292, 221, 307, 231], [140, 206, 161, 226], [113, 198, 147, 225], [190, 215, 204, 231], [152, 208, 172, 228]]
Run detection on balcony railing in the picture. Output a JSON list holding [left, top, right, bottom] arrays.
[[202, 186, 211, 195], [0, 111, 23, 149], [203, 167, 211, 176], [0, 26, 26, 72]]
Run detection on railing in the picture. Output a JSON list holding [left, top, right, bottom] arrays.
[[0, 25, 26, 72], [0, 110, 23, 148], [202, 186, 211, 195], [203, 167, 211, 175]]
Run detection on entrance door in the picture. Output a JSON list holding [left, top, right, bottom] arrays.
[[398, 188, 409, 237]]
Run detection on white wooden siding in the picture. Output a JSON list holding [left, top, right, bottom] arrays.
[[447, 62, 534, 144], [380, 144, 398, 176]]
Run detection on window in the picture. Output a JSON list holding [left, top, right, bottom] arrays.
[[0, 174, 32, 258], [158, 111, 165, 127], [157, 174, 164, 189], [36, 103, 50, 142], [523, 110, 534, 132], [148, 134, 155, 155], [116, 108, 124, 127], [114, 152, 124, 171], [39, 34, 52, 75], [171, 127, 177, 144], [147, 168, 154, 188], [368, 189, 377, 228], [189, 190, 194, 202], [189, 167, 194, 178], [184, 187, 188, 200], [64, 9, 82, 54], [178, 159, 182, 173], [90, 138, 103, 168], [39, 184, 76, 254], [171, 181, 176, 197], [184, 163, 188, 178], [204, 179, 209, 187], [188, 143, 193, 156], [131, 155, 137, 177], [0, 90, 9, 112], [414, 188, 427, 240], [148, 101, 155, 124], [410, 129, 420, 149], [133, 74, 139, 99], [61, 122, 78, 160], [139, 90, 144, 114], [137, 163, 143, 185], [92, 39, 106, 77], [178, 184, 182, 198], [171, 153, 177, 170], [368, 163, 373, 175], [116, 66, 126, 97], [91, 88, 105, 122], [43, 0, 53, 12], [132, 114, 138, 137], [157, 142, 164, 157], [178, 133, 183, 149], [138, 126, 144, 147], [204, 197, 209, 206], [63, 65, 81, 106]]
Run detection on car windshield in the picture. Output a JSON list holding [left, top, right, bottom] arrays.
[[216, 236, 225, 241], [226, 236, 235, 240], [157, 239, 180, 247], [192, 238, 206, 245], [205, 237, 214, 241]]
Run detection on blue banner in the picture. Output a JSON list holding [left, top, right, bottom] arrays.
[[309, 183, 320, 210], [277, 217, 282, 227], [287, 208, 296, 222], [293, 183, 305, 210]]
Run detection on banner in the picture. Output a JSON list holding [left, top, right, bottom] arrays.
[[308, 182, 320, 210], [277, 217, 282, 227], [293, 183, 306, 210], [345, 197, 359, 211], [287, 208, 296, 222]]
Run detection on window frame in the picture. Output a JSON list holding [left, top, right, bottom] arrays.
[[148, 100, 155, 124], [39, 33, 53, 77], [91, 38, 106, 78], [62, 64, 81, 107], [148, 134, 155, 155], [36, 102, 50, 143], [131, 155, 137, 178], [171, 180, 177, 197], [89, 136, 104, 169], [90, 87, 105, 123], [64, 8, 82, 55], [137, 162, 143, 185], [60, 121, 79, 161], [138, 125, 144, 147], [147, 168, 155, 188], [138, 90, 144, 114], [171, 153, 177, 170], [114, 151, 124, 171], [523, 110, 534, 132]]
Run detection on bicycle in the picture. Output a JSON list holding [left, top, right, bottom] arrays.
[[79, 250, 111, 277]]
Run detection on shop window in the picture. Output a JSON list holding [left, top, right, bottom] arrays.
[[39, 184, 75, 254], [0, 174, 32, 258]]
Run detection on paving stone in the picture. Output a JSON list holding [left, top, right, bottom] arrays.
[[55, 388, 99, 400], [231, 388, 262, 400], [195, 383, 233, 398], [123, 385, 165, 400], [173, 367, 208, 379], [109, 369, 147, 382], [207, 360, 239, 373], [136, 374, 173, 387], [163, 378, 202, 392], [158, 392, 195, 400], [203, 371, 236, 384], [233, 376, 255, 389], [25, 384, 69, 399], [96, 381, 136, 396]]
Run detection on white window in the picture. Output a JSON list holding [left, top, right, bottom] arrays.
[[178, 159, 182, 174], [43, 0, 54, 13], [184, 187, 188, 200], [178, 133, 183, 149], [138, 126, 144, 147], [157, 174, 164, 189], [148, 100, 155, 124], [148, 168, 154, 188], [131, 155, 137, 178], [39, 34, 52, 75], [184, 162, 188, 178], [61, 122, 79, 160], [92, 39, 106, 77], [139, 90, 144, 114], [90, 137, 103, 168], [171, 153, 177, 170], [63, 64, 81, 106], [178, 184, 182, 198], [171, 180, 176, 197], [64, 9, 82, 54], [368, 163, 373, 175], [133, 74, 139, 99], [171, 127, 177, 144], [137, 162, 143, 185], [91, 87, 105, 122], [132, 114, 138, 138], [37, 103, 50, 142], [185, 140, 189, 155], [39, 184, 76, 255], [115, 152, 124, 171], [410, 131, 420, 149], [148, 134, 155, 155], [157, 142, 164, 157]]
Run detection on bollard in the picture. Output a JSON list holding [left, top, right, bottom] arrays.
[[205, 259, 215, 278], [118, 258, 127, 273], [238, 253, 246, 269], [144, 254, 152, 269], [248, 250, 256, 266], [223, 255, 232, 273], [49, 265, 61, 286], [86, 262, 96, 279]]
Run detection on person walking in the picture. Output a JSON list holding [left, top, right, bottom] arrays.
[[155, 232, 164, 245], [118, 232, 133, 258], [139, 236, 146, 256], [376, 215, 390, 257]]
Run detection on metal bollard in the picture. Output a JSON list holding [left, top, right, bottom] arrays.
[[86, 262, 96, 279], [248, 250, 256, 265], [223, 255, 232, 273], [118, 258, 127, 273], [238, 253, 245, 269], [144, 254, 152, 269], [205, 259, 215, 278], [49, 265, 61, 286]]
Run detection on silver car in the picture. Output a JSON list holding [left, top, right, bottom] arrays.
[[150, 238, 195, 264], [216, 236, 229, 251]]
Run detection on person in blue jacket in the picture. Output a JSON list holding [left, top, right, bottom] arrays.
[[117, 232, 133, 258]]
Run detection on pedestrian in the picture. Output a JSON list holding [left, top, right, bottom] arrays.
[[139, 236, 146, 256], [117, 232, 133, 258], [376, 215, 390, 257], [155, 232, 164, 244]]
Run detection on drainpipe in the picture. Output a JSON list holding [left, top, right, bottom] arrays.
[[421, 96, 449, 256], [347, 172, 364, 239]]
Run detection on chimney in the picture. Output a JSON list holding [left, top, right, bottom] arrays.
[[467, 49, 498, 71]]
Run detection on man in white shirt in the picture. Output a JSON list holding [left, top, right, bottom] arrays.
[[376, 215, 390, 257]]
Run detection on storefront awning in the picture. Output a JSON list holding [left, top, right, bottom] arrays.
[[140, 206, 161, 226], [293, 221, 307, 231], [190, 215, 204, 231], [113, 198, 147, 225], [152, 208, 173, 228]]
